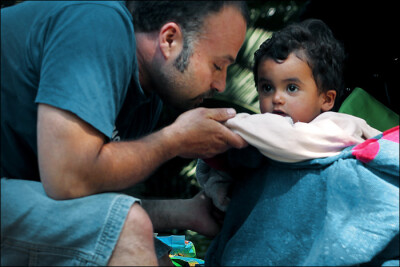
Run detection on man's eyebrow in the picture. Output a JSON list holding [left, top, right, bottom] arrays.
[[223, 55, 235, 64]]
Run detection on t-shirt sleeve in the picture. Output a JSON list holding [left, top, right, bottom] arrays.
[[35, 3, 135, 138]]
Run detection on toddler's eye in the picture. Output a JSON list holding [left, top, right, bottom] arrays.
[[287, 84, 299, 92], [260, 84, 273, 93]]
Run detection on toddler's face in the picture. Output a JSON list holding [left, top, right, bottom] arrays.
[[256, 53, 334, 123]]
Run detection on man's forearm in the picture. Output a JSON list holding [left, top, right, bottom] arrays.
[[38, 104, 182, 199], [38, 105, 245, 200], [93, 126, 180, 193]]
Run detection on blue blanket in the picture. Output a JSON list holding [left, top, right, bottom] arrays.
[[206, 127, 399, 266]]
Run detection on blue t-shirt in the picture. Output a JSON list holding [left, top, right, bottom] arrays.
[[1, 1, 162, 180]]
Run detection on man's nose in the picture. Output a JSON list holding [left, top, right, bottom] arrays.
[[211, 72, 227, 93]]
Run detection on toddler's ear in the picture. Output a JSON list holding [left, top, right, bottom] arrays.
[[321, 90, 336, 111]]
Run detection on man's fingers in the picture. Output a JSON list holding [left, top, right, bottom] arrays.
[[204, 108, 248, 149], [206, 108, 237, 122], [204, 107, 249, 148], [173, 107, 248, 159], [220, 125, 248, 149]]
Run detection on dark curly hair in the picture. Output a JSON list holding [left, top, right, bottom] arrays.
[[253, 19, 345, 98]]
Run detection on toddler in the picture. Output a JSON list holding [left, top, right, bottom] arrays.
[[197, 19, 380, 211]]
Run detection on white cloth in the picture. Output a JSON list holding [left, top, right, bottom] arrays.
[[197, 112, 381, 211], [225, 111, 381, 163]]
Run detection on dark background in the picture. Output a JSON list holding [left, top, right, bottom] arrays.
[[300, 0, 399, 114]]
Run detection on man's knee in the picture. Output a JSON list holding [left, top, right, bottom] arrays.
[[108, 203, 157, 266], [125, 203, 154, 241]]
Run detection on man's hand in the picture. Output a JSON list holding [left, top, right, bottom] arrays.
[[142, 191, 224, 238], [185, 191, 225, 237], [167, 108, 248, 159]]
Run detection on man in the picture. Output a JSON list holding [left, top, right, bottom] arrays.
[[1, 1, 248, 266]]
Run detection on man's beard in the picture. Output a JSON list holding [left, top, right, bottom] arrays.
[[173, 36, 194, 73], [153, 43, 217, 111]]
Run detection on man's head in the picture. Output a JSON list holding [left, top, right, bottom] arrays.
[[128, 1, 248, 110]]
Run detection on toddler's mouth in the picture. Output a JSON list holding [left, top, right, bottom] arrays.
[[272, 110, 287, 116]]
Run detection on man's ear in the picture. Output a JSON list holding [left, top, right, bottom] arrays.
[[321, 90, 337, 112], [158, 22, 183, 60]]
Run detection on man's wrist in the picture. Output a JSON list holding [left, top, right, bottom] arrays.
[[159, 124, 185, 158]]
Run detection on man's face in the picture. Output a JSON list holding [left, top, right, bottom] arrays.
[[156, 6, 247, 110]]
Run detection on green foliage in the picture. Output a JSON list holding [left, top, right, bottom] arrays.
[[221, 27, 273, 112]]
